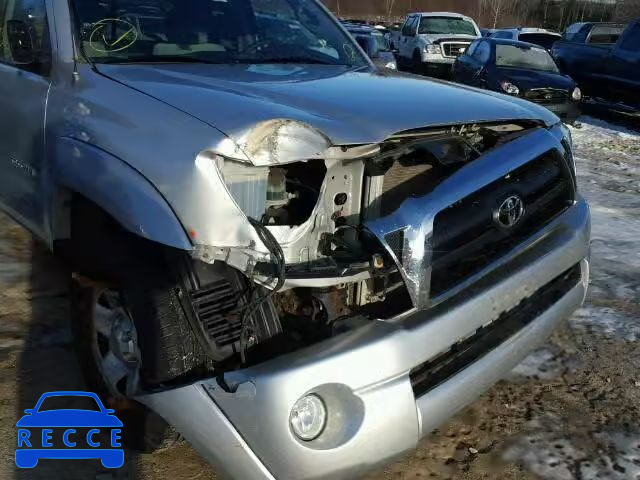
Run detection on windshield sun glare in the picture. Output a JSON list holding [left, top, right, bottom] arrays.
[[71, 0, 368, 67]]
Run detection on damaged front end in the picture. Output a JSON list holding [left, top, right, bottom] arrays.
[[186, 118, 575, 365]]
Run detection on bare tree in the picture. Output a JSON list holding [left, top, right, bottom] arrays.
[[482, 0, 508, 28], [512, 0, 534, 25], [384, 0, 397, 19], [542, 0, 550, 26]]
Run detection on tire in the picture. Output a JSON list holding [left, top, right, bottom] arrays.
[[70, 276, 185, 452]]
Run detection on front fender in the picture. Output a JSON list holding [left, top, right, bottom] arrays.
[[53, 137, 192, 250]]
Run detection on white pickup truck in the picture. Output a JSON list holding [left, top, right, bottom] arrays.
[[392, 12, 480, 77]]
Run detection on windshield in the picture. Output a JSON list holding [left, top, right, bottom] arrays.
[[70, 0, 367, 67], [418, 17, 477, 36], [518, 33, 560, 50], [495, 44, 559, 72]]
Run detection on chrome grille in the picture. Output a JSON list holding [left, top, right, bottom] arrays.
[[441, 42, 470, 58], [525, 88, 570, 104], [430, 151, 574, 298]]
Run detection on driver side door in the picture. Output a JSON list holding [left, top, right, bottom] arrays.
[[0, 0, 52, 239]]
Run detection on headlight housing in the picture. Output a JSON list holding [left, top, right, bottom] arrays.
[[235, 119, 331, 166], [290, 394, 327, 441], [571, 87, 582, 101], [425, 44, 441, 55], [500, 81, 520, 96]]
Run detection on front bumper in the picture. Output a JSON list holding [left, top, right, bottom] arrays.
[[420, 51, 456, 65], [538, 101, 581, 124], [140, 196, 590, 480]]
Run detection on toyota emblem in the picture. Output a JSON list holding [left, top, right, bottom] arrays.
[[493, 195, 525, 229]]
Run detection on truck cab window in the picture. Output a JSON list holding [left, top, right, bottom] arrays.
[[588, 25, 624, 44], [402, 16, 415, 36], [0, 0, 51, 74]]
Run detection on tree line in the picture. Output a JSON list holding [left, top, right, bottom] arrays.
[[321, 0, 640, 30]]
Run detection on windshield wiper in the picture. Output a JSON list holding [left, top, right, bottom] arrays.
[[99, 55, 222, 65]]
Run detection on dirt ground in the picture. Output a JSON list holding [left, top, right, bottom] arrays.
[[0, 115, 638, 480]]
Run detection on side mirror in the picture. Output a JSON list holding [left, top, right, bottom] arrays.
[[7, 20, 36, 65], [356, 36, 379, 59]]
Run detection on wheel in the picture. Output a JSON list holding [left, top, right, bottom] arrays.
[[70, 275, 186, 452], [67, 201, 281, 452]]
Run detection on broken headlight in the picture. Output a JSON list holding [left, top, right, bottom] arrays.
[[218, 158, 293, 221], [218, 156, 326, 226]]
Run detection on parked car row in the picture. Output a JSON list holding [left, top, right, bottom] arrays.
[[352, 12, 639, 121], [552, 19, 640, 111]]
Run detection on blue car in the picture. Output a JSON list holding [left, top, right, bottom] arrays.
[[16, 391, 124, 469]]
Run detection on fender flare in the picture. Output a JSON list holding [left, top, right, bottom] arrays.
[[52, 137, 192, 250]]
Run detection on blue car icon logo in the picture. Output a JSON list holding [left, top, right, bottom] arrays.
[[16, 391, 124, 468]]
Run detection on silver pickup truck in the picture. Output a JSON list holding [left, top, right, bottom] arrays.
[[0, 0, 590, 479]]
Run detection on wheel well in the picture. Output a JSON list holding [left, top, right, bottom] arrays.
[[54, 192, 169, 280]]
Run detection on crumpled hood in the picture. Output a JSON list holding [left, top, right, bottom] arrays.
[[98, 64, 557, 147]]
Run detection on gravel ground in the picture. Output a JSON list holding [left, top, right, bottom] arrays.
[[0, 115, 638, 480]]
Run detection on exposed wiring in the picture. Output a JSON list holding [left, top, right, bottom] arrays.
[[238, 217, 286, 364]]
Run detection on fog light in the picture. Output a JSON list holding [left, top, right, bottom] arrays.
[[290, 394, 326, 441]]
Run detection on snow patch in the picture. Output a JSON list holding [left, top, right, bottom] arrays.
[[503, 419, 640, 480], [570, 307, 640, 342], [508, 346, 577, 382]]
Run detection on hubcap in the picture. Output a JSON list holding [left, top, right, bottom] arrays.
[[92, 289, 141, 397]]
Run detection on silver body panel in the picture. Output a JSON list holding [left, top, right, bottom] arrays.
[[141, 199, 590, 480]]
